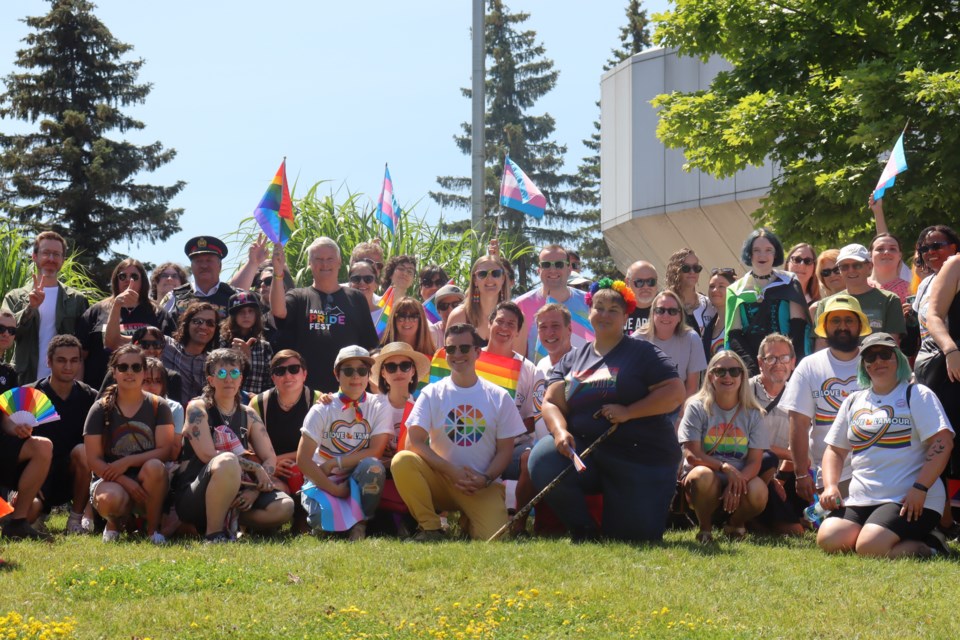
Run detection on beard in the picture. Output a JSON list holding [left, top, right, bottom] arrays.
[[827, 330, 859, 353]]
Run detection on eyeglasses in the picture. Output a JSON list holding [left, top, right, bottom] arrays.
[[396, 313, 419, 321], [711, 366, 743, 378], [349, 274, 376, 285], [653, 307, 680, 316], [632, 278, 657, 288], [862, 349, 896, 364], [539, 260, 568, 270], [444, 344, 474, 355], [383, 361, 414, 374], [838, 262, 866, 272], [214, 368, 242, 379], [0, 326, 16, 336], [789, 256, 814, 265], [475, 269, 504, 280], [711, 267, 737, 277], [339, 366, 370, 378], [760, 354, 793, 365], [159, 271, 181, 280], [137, 340, 163, 350], [114, 362, 143, 373], [570, 263, 581, 271], [271, 364, 302, 377], [421, 277, 446, 287], [437, 300, 461, 311], [679, 264, 703, 274], [820, 266, 841, 278], [117, 272, 141, 282], [190, 318, 217, 328], [38, 250, 63, 260], [919, 241, 949, 254]]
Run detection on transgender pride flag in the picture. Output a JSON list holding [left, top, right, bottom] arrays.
[[500, 155, 546, 220], [872, 131, 908, 201], [376, 163, 401, 234]]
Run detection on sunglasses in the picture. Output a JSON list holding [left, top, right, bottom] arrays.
[[437, 300, 460, 311], [820, 266, 841, 278], [539, 260, 568, 270], [570, 263, 581, 271], [339, 366, 370, 378], [680, 264, 703, 274], [862, 349, 896, 364], [711, 366, 743, 378], [272, 364, 303, 377], [137, 340, 163, 350], [475, 269, 504, 280], [114, 362, 143, 373], [118, 272, 141, 281], [214, 368, 242, 379], [421, 277, 446, 287], [632, 278, 657, 288], [0, 326, 16, 337], [260, 278, 273, 287], [396, 313, 419, 322], [760, 354, 793, 365], [190, 317, 217, 328], [444, 344, 474, 355], [789, 256, 814, 265], [839, 262, 866, 272], [654, 307, 680, 316], [919, 241, 949, 254], [383, 361, 414, 374], [349, 274, 376, 285], [159, 271, 181, 279]]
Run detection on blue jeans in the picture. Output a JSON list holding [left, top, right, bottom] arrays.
[[528, 436, 677, 542]]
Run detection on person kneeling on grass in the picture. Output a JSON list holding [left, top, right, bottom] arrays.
[[679, 350, 770, 544], [817, 333, 954, 558], [298, 346, 389, 541]]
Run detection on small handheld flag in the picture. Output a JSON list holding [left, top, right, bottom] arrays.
[[500, 155, 546, 220], [253, 159, 295, 245], [377, 164, 401, 234], [375, 286, 395, 339], [872, 131, 908, 201]]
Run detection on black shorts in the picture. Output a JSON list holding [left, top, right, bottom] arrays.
[[39, 456, 77, 511], [173, 458, 284, 532], [0, 432, 28, 488], [829, 502, 939, 541]]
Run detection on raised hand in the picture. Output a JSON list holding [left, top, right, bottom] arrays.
[[249, 233, 268, 265], [27, 272, 45, 309]]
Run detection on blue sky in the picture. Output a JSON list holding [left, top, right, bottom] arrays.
[[0, 0, 670, 274]]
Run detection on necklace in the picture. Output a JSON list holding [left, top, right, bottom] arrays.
[[751, 271, 773, 280], [277, 391, 301, 412], [217, 402, 238, 421]]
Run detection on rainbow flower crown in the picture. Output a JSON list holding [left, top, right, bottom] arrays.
[[585, 278, 637, 315]]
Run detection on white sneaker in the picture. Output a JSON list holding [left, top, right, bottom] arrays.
[[81, 516, 94, 533], [150, 532, 167, 545], [102, 529, 120, 542]]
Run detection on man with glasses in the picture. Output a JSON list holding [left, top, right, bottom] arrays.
[[624, 260, 659, 334], [429, 284, 465, 349], [813, 244, 905, 351], [515, 245, 593, 359], [2, 231, 89, 383], [392, 324, 526, 541], [164, 236, 241, 321]]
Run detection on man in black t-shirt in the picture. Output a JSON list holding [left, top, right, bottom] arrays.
[[269, 237, 378, 392], [624, 260, 658, 335]]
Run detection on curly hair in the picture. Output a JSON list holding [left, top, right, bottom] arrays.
[[149, 262, 188, 301], [380, 297, 435, 357], [173, 302, 219, 351], [665, 248, 698, 294], [915, 225, 960, 271], [381, 255, 417, 290]]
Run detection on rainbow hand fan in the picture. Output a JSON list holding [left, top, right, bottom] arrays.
[[0, 386, 61, 427]]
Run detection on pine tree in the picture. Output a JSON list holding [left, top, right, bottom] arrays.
[[571, 0, 651, 280], [0, 0, 184, 272], [431, 0, 581, 288]]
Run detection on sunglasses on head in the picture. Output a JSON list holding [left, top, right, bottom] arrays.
[[437, 300, 460, 311], [272, 363, 303, 377], [632, 278, 657, 288], [137, 340, 163, 350], [680, 264, 703, 274], [539, 260, 567, 270], [654, 307, 680, 316], [114, 362, 143, 373], [444, 344, 474, 355], [711, 366, 743, 378], [383, 361, 414, 374], [919, 241, 949, 254], [711, 267, 737, 277], [190, 317, 216, 328], [214, 367, 242, 379], [475, 269, 504, 280], [789, 256, 814, 265], [118, 272, 141, 281], [349, 274, 376, 285], [820, 266, 841, 278], [339, 366, 370, 378], [862, 349, 895, 364], [421, 277, 446, 287], [0, 326, 16, 337]]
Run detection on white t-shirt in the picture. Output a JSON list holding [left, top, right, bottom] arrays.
[[300, 392, 391, 463], [780, 348, 860, 485], [36, 285, 59, 380], [408, 376, 526, 473], [826, 382, 953, 513], [532, 356, 553, 441]]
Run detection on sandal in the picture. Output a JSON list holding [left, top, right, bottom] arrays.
[[695, 530, 714, 545], [723, 525, 748, 541]]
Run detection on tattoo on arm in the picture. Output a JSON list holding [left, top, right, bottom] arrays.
[[264, 464, 276, 476], [238, 456, 266, 476], [186, 405, 206, 441], [925, 438, 947, 462]]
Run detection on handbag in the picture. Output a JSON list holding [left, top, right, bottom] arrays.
[[914, 338, 947, 391]]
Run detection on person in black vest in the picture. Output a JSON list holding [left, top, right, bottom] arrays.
[[163, 236, 239, 321]]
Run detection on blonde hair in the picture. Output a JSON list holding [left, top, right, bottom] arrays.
[[694, 350, 765, 416], [639, 290, 690, 338]]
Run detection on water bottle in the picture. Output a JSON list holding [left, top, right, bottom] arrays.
[[803, 494, 830, 529]]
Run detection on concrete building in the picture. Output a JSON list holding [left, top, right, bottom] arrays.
[[600, 47, 776, 275]]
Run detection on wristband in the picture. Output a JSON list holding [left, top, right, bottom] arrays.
[[336, 456, 343, 470], [482, 473, 493, 487], [794, 474, 810, 480], [945, 348, 959, 357], [912, 482, 929, 492]]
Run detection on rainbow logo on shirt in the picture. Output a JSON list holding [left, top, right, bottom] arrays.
[[849, 406, 912, 452], [444, 404, 487, 447], [814, 376, 857, 426], [703, 423, 748, 460]]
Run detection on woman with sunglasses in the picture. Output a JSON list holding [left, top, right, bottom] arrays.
[[447, 254, 513, 346], [80, 258, 176, 390], [379, 297, 435, 360], [299, 346, 390, 540], [84, 345, 174, 543], [141, 357, 184, 453], [817, 333, 953, 558], [815, 249, 845, 299], [418, 265, 449, 302], [348, 258, 382, 317], [912, 225, 960, 344], [635, 290, 707, 401], [785, 244, 820, 304], [702, 268, 738, 362], [100, 326, 183, 402], [679, 350, 769, 544], [528, 279, 686, 542], [173, 349, 293, 542], [725, 228, 809, 376], [161, 302, 220, 406], [665, 248, 714, 335]]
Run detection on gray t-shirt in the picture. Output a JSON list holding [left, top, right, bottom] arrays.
[[678, 398, 768, 473], [633, 329, 707, 380], [83, 392, 173, 463]]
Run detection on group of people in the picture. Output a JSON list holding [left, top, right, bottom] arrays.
[[1, 214, 958, 558]]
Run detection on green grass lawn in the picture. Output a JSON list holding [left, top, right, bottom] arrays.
[[1, 526, 957, 639]]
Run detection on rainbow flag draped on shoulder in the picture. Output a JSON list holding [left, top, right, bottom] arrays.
[[418, 348, 522, 398], [253, 159, 295, 245], [375, 286, 395, 339]]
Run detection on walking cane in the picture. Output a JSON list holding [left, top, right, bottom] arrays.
[[486, 416, 619, 542]]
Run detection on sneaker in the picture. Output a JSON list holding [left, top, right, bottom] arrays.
[[2, 518, 53, 542], [66, 512, 87, 534], [348, 521, 367, 542], [926, 529, 952, 557], [102, 528, 120, 543], [411, 528, 447, 543], [937, 520, 960, 541], [204, 531, 230, 544], [150, 532, 167, 545]]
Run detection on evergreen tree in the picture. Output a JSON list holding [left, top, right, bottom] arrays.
[[431, 0, 580, 288], [0, 0, 184, 272], [571, 0, 651, 280]]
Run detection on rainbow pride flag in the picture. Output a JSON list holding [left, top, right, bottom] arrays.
[[500, 155, 546, 220], [376, 163, 401, 234], [253, 159, 295, 245], [533, 293, 595, 360], [422, 348, 522, 398], [375, 286, 395, 339], [421, 278, 455, 324]]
